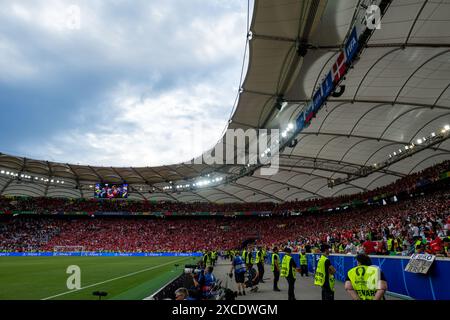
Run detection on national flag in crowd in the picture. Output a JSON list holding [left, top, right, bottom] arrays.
[[332, 51, 347, 84]]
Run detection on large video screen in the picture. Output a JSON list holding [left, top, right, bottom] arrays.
[[94, 183, 129, 199]]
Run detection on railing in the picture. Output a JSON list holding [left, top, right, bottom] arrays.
[[271, 253, 450, 300]]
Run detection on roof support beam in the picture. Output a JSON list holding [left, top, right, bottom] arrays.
[[404, 0, 429, 45], [251, 33, 297, 43], [44, 161, 53, 197], [212, 187, 248, 203], [88, 166, 103, 182], [185, 191, 212, 203], [281, 168, 368, 192], [0, 178, 14, 196], [66, 164, 83, 198], [130, 167, 178, 202], [247, 174, 320, 197], [231, 181, 284, 202], [393, 50, 450, 105], [281, 154, 406, 178], [293, 131, 450, 154], [242, 89, 276, 97]]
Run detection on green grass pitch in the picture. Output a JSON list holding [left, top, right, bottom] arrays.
[[0, 256, 195, 300]]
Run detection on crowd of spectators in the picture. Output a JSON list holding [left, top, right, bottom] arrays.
[[1, 189, 448, 256], [1, 161, 448, 215]]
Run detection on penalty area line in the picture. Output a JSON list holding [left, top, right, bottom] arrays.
[[41, 257, 189, 300]]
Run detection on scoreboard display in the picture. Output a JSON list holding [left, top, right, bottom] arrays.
[[94, 183, 129, 199]]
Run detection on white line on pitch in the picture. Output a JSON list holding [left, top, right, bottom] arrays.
[[41, 257, 189, 300]]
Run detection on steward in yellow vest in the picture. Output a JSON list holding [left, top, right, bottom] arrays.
[[299, 249, 308, 277], [211, 251, 218, 265], [345, 254, 387, 300], [203, 251, 212, 267], [444, 234, 450, 257], [280, 247, 299, 300], [271, 247, 281, 291], [255, 247, 265, 283], [387, 237, 397, 254], [314, 244, 336, 300]]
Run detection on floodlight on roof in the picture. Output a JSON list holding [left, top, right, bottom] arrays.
[[417, 138, 423, 145]]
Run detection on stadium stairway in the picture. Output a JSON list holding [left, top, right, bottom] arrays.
[[213, 259, 400, 300]]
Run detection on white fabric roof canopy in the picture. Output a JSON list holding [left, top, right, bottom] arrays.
[[1, 0, 449, 202]]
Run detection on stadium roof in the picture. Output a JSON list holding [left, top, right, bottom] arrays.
[[1, 0, 450, 202]]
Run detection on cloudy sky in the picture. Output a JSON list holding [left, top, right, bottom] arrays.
[[0, 0, 250, 166]]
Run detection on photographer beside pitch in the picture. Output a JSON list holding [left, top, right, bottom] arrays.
[[345, 254, 388, 300]]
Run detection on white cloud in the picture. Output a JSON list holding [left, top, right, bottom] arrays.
[[2, 0, 249, 167], [38, 80, 234, 166], [0, 37, 38, 82]]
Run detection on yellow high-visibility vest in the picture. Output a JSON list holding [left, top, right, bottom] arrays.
[[271, 253, 280, 272], [347, 265, 380, 300], [314, 255, 335, 291], [299, 253, 307, 266], [255, 250, 261, 264], [280, 255, 296, 279], [387, 239, 393, 251]]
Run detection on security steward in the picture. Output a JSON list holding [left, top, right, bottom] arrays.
[[280, 247, 300, 300], [444, 233, 450, 257], [211, 250, 218, 266], [387, 236, 397, 255], [345, 254, 387, 300], [242, 247, 247, 265], [202, 251, 212, 268], [299, 248, 308, 277], [256, 246, 265, 283], [314, 244, 336, 300], [271, 247, 281, 291]]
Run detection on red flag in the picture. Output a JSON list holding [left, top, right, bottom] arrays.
[[332, 51, 347, 84]]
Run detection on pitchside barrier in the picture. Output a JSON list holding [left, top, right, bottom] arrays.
[[0, 252, 203, 257], [268, 253, 450, 300]]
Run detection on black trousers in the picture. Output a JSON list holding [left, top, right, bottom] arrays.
[[273, 270, 280, 289], [300, 264, 308, 276], [287, 277, 296, 300], [322, 287, 334, 301], [257, 262, 264, 281]]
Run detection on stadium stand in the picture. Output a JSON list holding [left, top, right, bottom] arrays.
[[1, 160, 448, 214], [1, 161, 448, 256]]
